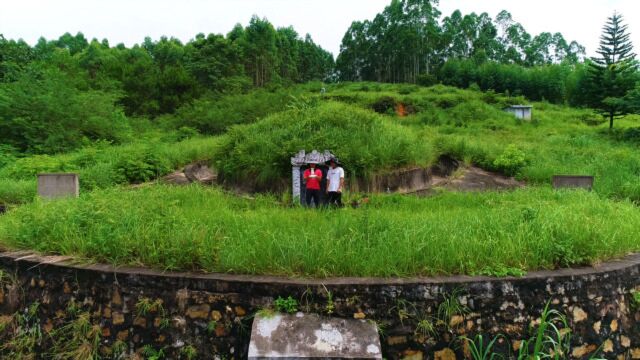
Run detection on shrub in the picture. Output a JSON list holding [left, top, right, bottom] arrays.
[[417, 73, 437, 86], [0, 67, 131, 154], [0, 155, 69, 179], [115, 150, 171, 184], [167, 89, 300, 134], [493, 144, 527, 177], [0, 145, 17, 170], [176, 126, 200, 141]]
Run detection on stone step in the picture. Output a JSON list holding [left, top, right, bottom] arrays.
[[249, 312, 382, 359]]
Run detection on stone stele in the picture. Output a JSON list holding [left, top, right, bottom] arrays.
[[37, 173, 80, 199], [249, 312, 382, 359]]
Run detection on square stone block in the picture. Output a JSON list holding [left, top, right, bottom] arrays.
[[37, 173, 79, 199], [249, 312, 382, 359], [552, 175, 594, 190]]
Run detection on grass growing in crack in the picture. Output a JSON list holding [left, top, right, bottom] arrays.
[[0, 302, 43, 358], [141, 345, 166, 360], [207, 320, 218, 335], [49, 312, 101, 360], [630, 289, 640, 312], [460, 334, 505, 360], [414, 317, 438, 339], [517, 302, 571, 359], [180, 345, 197, 360], [321, 285, 335, 315], [437, 289, 469, 331], [135, 297, 165, 317], [389, 298, 415, 326], [110, 340, 128, 359]]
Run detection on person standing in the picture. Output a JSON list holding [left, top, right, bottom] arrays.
[[326, 158, 345, 207], [303, 161, 322, 207]]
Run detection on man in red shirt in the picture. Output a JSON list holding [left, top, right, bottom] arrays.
[[303, 161, 323, 207]]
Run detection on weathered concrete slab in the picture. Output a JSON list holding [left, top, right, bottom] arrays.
[[249, 312, 382, 359], [37, 173, 79, 199], [552, 175, 594, 190]]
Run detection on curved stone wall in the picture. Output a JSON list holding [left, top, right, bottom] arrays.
[[0, 251, 639, 359]]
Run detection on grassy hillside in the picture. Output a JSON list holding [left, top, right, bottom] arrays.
[[1, 185, 637, 277], [1, 82, 639, 277]]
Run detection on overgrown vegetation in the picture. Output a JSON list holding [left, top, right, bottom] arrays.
[[214, 101, 430, 188], [1, 185, 639, 277], [0, 1, 639, 280], [462, 303, 606, 360]]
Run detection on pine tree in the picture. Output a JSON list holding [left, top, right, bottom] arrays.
[[585, 12, 638, 129]]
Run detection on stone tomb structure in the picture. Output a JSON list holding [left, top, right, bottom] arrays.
[[0, 251, 639, 359], [291, 150, 336, 206], [504, 105, 533, 121], [37, 173, 80, 199], [552, 175, 594, 190]]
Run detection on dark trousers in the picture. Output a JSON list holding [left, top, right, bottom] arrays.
[[305, 189, 321, 207], [327, 191, 343, 207]]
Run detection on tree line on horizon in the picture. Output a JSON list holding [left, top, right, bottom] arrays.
[[0, 0, 638, 155], [0, 15, 334, 117], [337, 0, 639, 113]]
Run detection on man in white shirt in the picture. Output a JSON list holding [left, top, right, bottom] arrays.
[[326, 158, 345, 207]]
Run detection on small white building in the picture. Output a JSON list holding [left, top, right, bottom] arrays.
[[504, 105, 533, 121]]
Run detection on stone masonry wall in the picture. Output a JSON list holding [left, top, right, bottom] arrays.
[[0, 251, 639, 359]]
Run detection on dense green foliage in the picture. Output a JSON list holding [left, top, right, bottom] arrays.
[[1, 81, 640, 276], [1, 185, 638, 277], [336, 1, 639, 111], [337, 1, 584, 82], [0, 18, 333, 154], [214, 101, 429, 187], [1, 3, 640, 278]]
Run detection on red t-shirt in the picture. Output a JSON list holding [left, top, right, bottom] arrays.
[[303, 168, 322, 190]]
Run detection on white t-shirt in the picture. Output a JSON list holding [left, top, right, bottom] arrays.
[[327, 167, 345, 192]]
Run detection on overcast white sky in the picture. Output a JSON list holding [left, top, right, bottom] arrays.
[[1, 0, 638, 58]]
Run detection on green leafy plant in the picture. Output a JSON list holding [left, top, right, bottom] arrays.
[[322, 286, 335, 315], [141, 345, 166, 360], [274, 296, 298, 314], [116, 150, 170, 184], [516, 302, 571, 360], [207, 320, 218, 335], [110, 340, 127, 359], [388, 298, 416, 326], [461, 334, 505, 360], [630, 289, 640, 312], [414, 317, 437, 339], [437, 289, 469, 331], [180, 345, 197, 360], [493, 144, 526, 177], [136, 297, 165, 317]]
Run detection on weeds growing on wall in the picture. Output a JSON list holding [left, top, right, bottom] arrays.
[[462, 303, 607, 360]]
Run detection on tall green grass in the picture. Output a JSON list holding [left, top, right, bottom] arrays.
[[1, 184, 638, 277], [0, 135, 220, 203]]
